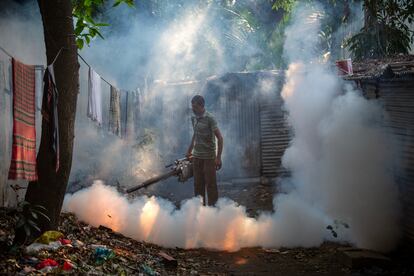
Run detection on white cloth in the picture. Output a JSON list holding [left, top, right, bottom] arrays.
[[35, 66, 44, 110], [87, 68, 102, 125]]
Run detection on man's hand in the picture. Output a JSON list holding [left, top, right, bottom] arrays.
[[186, 151, 193, 160], [215, 157, 222, 170]]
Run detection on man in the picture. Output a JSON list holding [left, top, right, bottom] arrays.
[[186, 95, 223, 206]]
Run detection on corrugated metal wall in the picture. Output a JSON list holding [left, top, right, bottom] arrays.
[[202, 71, 290, 180], [139, 81, 201, 160], [378, 78, 414, 248], [356, 76, 414, 248], [136, 72, 291, 183], [204, 73, 262, 179], [260, 90, 290, 178]]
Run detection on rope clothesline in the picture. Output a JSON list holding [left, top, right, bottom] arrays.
[[0, 43, 130, 140], [77, 53, 113, 87], [0, 45, 13, 59], [0, 44, 117, 90]]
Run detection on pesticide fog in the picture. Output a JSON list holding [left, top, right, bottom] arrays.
[[63, 4, 401, 252]]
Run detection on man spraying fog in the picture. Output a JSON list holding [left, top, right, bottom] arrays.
[[186, 95, 223, 206]]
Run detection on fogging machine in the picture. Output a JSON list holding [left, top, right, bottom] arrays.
[[126, 157, 193, 193]]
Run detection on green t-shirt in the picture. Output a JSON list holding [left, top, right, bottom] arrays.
[[191, 111, 218, 159]]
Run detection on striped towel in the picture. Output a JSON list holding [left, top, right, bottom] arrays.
[[8, 58, 38, 181], [109, 85, 121, 136]]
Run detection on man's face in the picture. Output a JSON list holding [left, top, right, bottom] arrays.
[[192, 103, 204, 116]]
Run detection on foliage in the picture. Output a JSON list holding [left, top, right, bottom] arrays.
[[214, 1, 288, 70], [346, 0, 414, 60], [72, 0, 135, 49], [271, 0, 362, 62], [272, 0, 298, 19], [13, 201, 50, 245]]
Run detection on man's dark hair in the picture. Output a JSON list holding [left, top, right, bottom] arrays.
[[191, 95, 205, 107]]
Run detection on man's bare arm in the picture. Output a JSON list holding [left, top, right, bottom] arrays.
[[214, 128, 223, 170], [186, 134, 195, 158]]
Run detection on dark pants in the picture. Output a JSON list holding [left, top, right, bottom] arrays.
[[193, 158, 218, 206]]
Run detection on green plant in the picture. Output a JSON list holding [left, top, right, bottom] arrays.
[[72, 0, 135, 49], [345, 0, 414, 60], [14, 201, 50, 245]]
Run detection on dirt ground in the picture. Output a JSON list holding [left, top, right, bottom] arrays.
[[1, 180, 414, 275], [121, 180, 414, 275], [1, 208, 414, 275]]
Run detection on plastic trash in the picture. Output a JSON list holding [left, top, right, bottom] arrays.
[[25, 241, 62, 254], [140, 264, 159, 276], [39, 266, 56, 273], [20, 256, 38, 265], [59, 238, 71, 245], [35, 231, 64, 244], [62, 260, 74, 271], [73, 240, 85, 248], [36, 258, 58, 270], [90, 244, 107, 249], [20, 266, 36, 274], [94, 247, 115, 265]]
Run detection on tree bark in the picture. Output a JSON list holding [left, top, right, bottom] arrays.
[[25, 0, 79, 231]]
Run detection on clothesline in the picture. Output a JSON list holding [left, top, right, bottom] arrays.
[[2, 43, 130, 141], [77, 53, 113, 87], [0, 44, 117, 91], [0, 45, 13, 59]]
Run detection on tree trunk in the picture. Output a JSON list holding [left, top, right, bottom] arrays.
[[25, 0, 79, 231]]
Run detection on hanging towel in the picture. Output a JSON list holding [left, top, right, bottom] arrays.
[[109, 85, 121, 136], [41, 65, 59, 171], [87, 67, 102, 125], [126, 90, 136, 139], [120, 91, 128, 138], [8, 58, 38, 181], [35, 66, 44, 110], [0, 59, 12, 93]]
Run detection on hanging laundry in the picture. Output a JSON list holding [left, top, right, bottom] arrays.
[[0, 60, 5, 92], [109, 85, 121, 136], [35, 66, 44, 111], [126, 90, 136, 139], [0, 59, 12, 93], [8, 58, 38, 181], [41, 65, 59, 171], [120, 91, 128, 138], [87, 67, 102, 126]]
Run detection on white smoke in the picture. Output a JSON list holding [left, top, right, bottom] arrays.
[[64, 3, 401, 253], [63, 180, 330, 251], [0, 1, 401, 252], [279, 4, 401, 251]]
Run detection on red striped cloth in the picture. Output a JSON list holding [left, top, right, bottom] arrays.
[[8, 58, 38, 181]]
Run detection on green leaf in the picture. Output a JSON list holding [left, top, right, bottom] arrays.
[[27, 219, 41, 232], [33, 210, 51, 222], [95, 29, 104, 39], [95, 23, 110, 27], [75, 25, 85, 36], [33, 204, 47, 211], [113, 0, 122, 7], [76, 39, 84, 49]]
